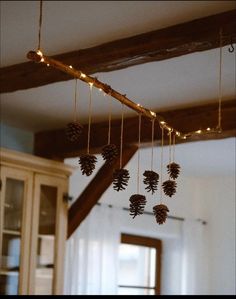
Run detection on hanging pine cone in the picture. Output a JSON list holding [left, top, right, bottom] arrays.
[[101, 144, 118, 165], [167, 162, 181, 180], [143, 170, 159, 194], [79, 154, 97, 176], [113, 168, 130, 191], [65, 121, 83, 142], [153, 204, 169, 224], [162, 180, 177, 197], [129, 194, 147, 218]]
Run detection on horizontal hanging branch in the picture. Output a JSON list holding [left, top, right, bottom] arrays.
[[27, 50, 222, 139]]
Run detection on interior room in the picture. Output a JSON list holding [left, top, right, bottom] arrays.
[[0, 0, 235, 295]]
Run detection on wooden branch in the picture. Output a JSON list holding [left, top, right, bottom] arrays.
[[1, 9, 236, 93], [67, 145, 138, 238], [27, 50, 157, 121], [34, 99, 236, 159]]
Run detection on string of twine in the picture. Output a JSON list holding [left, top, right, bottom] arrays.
[[151, 119, 155, 171], [120, 103, 124, 168], [172, 133, 176, 162], [37, 0, 43, 51], [87, 84, 93, 154], [74, 79, 78, 122], [107, 95, 112, 145], [218, 28, 223, 131], [137, 114, 142, 194], [169, 130, 172, 165], [160, 126, 164, 204]]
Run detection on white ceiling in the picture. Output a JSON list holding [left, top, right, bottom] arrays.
[[0, 1, 235, 177]]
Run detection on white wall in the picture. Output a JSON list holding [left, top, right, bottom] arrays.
[[196, 177, 235, 295], [65, 138, 236, 295]]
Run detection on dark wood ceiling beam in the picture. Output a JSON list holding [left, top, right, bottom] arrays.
[[67, 145, 138, 238], [34, 99, 236, 159], [1, 9, 236, 93]]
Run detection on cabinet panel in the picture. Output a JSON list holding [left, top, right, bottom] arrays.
[[0, 167, 33, 295], [29, 174, 67, 295]]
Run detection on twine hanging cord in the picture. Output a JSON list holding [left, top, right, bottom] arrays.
[[151, 119, 155, 171], [160, 126, 164, 203], [217, 28, 223, 132], [87, 84, 93, 154], [119, 103, 124, 168], [107, 95, 112, 145], [137, 114, 142, 193], [37, 0, 43, 51], [74, 78, 78, 121]]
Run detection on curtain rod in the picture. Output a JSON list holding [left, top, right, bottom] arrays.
[[96, 203, 207, 225]]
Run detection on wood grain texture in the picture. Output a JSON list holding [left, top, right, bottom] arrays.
[[67, 145, 138, 238], [1, 10, 236, 93], [34, 99, 236, 159]]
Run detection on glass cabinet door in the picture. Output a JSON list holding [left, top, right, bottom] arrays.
[[29, 174, 67, 295], [0, 167, 32, 295]]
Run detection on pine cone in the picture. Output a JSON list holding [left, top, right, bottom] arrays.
[[101, 144, 118, 165], [167, 162, 181, 180], [113, 168, 130, 191], [79, 154, 97, 176], [143, 170, 159, 194], [129, 194, 147, 218], [153, 204, 169, 224], [66, 121, 83, 142], [162, 180, 177, 197]]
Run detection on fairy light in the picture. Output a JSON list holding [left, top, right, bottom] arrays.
[[69, 65, 73, 69], [46, 63, 49, 67], [150, 111, 156, 117], [80, 73, 86, 78], [37, 49, 43, 57], [207, 127, 211, 131], [196, 130, 202, 134]]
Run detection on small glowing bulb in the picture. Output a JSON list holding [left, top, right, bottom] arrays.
[[176, 132, 180, 136], [150, 111, 156, 117], [69, 65, 73, 69], [89, 82, 94, 88], [137, 103, 141, 107], [196, 130, 202, 134], [183, 136, 187, 139], [37, 50, 43, 56], [207, 127, 211, 131], [160, 121, 166, 125], [40, 57, 44, 62], [168, 127, 172, 131], [99, 88, 102, 92], [47, 63, 50, 67], [81, 73, 86, 78]]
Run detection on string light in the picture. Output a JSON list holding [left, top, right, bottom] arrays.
[[69, 65, 73, 69]]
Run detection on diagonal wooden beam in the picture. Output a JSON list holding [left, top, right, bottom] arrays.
[[67, 145, 138, 238], [34, 99, 236, 159], [1, 9, 236, 93]]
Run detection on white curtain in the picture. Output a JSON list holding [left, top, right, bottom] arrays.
[[180, 218, 208, 295], [64, 205, 121, 295], [64, 204, 207, 295]]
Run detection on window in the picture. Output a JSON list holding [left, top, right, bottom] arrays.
[[117, 234, 162, 295]]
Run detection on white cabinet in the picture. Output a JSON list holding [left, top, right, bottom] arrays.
[[0, 148, 74, 295]]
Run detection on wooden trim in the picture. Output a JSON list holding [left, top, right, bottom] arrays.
[[121, 233, 162, 295], [0, 147, 75, 178], [67, 145, 138, 238], [34, 99, 236, 159], [1, 9, 235, 93]]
